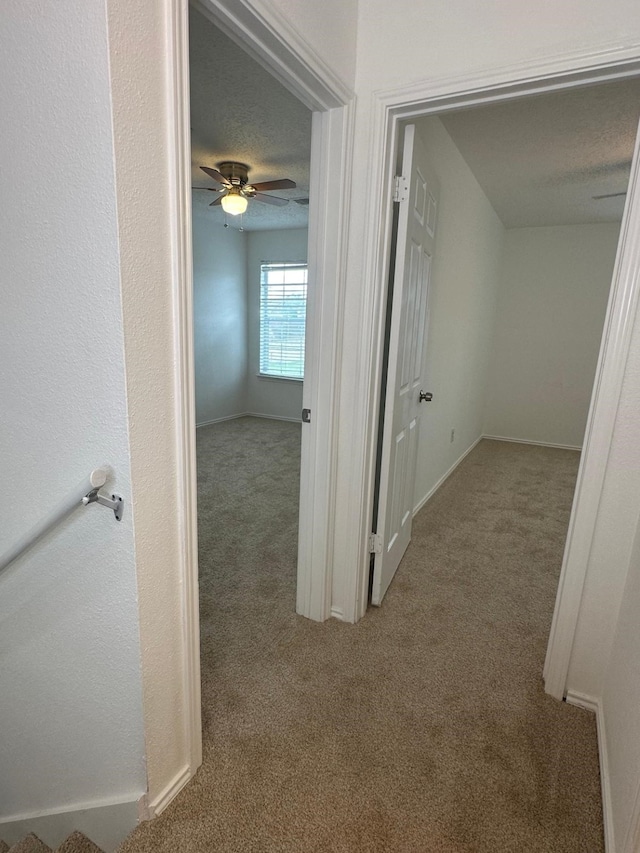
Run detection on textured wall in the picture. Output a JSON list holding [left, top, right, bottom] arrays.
[[410, 118, 505, 510], [0, 0, 145, 820], [246, 229, 307, 420], [484, 224, 620, 448], [193, 213, 248, 424]]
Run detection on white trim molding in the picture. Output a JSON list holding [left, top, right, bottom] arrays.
[[334, 46, 640, 682], [566, 692, 614, 852], [196, 413, 247, 428], [296, 101, 356, 622], [168, 0, 203, 785], [483, 435, 582, 452], [565, 689, 599, 713], [196, 412, 301, 428], [245, 412, 301, 423], [147, 764, 193, 819], [191, 0, 353, 110]]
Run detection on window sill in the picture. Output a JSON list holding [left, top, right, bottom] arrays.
[[257, 373, 304, 384]]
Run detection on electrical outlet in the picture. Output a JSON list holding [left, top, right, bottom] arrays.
[[450, 429, 455, 443]]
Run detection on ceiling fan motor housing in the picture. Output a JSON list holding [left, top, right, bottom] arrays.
[[217, 161, 250, 187]]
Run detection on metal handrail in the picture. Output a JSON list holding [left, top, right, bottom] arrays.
[[0, 467, 123, 575]]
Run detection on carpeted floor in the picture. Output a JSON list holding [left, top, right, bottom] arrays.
[[119, 418, 603, 853]]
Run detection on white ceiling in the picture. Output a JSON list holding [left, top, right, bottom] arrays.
[[434, 79, 640, 228], [189, 6, 312, 231]]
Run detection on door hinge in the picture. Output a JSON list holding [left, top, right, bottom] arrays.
[[393, 175, 409, 203], [302, 408, 311, 423], [368, 533, 383, 554]]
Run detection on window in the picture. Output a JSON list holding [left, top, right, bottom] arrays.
[[259, 262, 308, 380]]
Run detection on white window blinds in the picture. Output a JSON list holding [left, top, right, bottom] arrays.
[[259, 262, 308, 379]]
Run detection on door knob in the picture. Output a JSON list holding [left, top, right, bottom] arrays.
[[419, 390, 433, 402]]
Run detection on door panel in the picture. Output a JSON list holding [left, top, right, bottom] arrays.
[[371, 124, 440, 606]]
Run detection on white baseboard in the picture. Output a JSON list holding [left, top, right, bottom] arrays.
[[565, 689, 598, 713], [197, 412, 301, 428], [0, 797, 140, 853], [196, 412, 246, 428], [244, 411, 301, 423], [412, 436, 483, 517], [566, 691, 614, 852], [330, 605, 344, 620], [147, 764, 192, 819], [482, 434, 582, 452], [137, 793, 151, 823]]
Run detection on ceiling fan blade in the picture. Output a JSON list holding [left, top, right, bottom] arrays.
[[200, 166, 230, 186], [209, 196, 224, 207], [250, 179, 296, 192], [253, 192, 289, 207], [192, 187, 219, 191]]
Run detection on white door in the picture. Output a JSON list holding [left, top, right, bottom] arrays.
[[371, 123, 439, 606]]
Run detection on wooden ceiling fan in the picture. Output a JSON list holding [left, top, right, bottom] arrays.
[[194, 161, 296, 214]]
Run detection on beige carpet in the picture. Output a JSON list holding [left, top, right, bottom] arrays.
[[119, 419, 603, 852]]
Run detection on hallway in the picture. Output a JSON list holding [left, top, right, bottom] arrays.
[[119, 424, 602, 852]]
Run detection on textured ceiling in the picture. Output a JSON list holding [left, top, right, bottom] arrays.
[[435, 79, 640, 228], [189, 7, 311, 231]]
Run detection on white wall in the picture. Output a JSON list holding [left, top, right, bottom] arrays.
[[355, 0, 640, 90], [600, 515, 640, 850], [484, 224, 621, 448], [246, 229, 307, 420], [193, 212, 248, 424], [192, 223, 306, 424], [0, 0, 145, 830], [412, 118, 505, 509], [266, 0, 358, 91]]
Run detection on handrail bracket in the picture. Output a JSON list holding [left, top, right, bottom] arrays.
[[83, 488, 124, 522]]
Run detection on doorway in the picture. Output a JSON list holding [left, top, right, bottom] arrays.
[[350, 67, 640, 709], [148, 0, 352, 816], [188, 5, 314, 758], [372, 80, 640, 609], [189, 2, 312, 616]]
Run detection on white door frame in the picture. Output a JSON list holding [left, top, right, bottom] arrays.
[[165, 0, 354, 803], [338, 48, 640, 699]]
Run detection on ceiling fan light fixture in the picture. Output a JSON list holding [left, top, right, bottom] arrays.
[[221, 189, 248, 216]]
